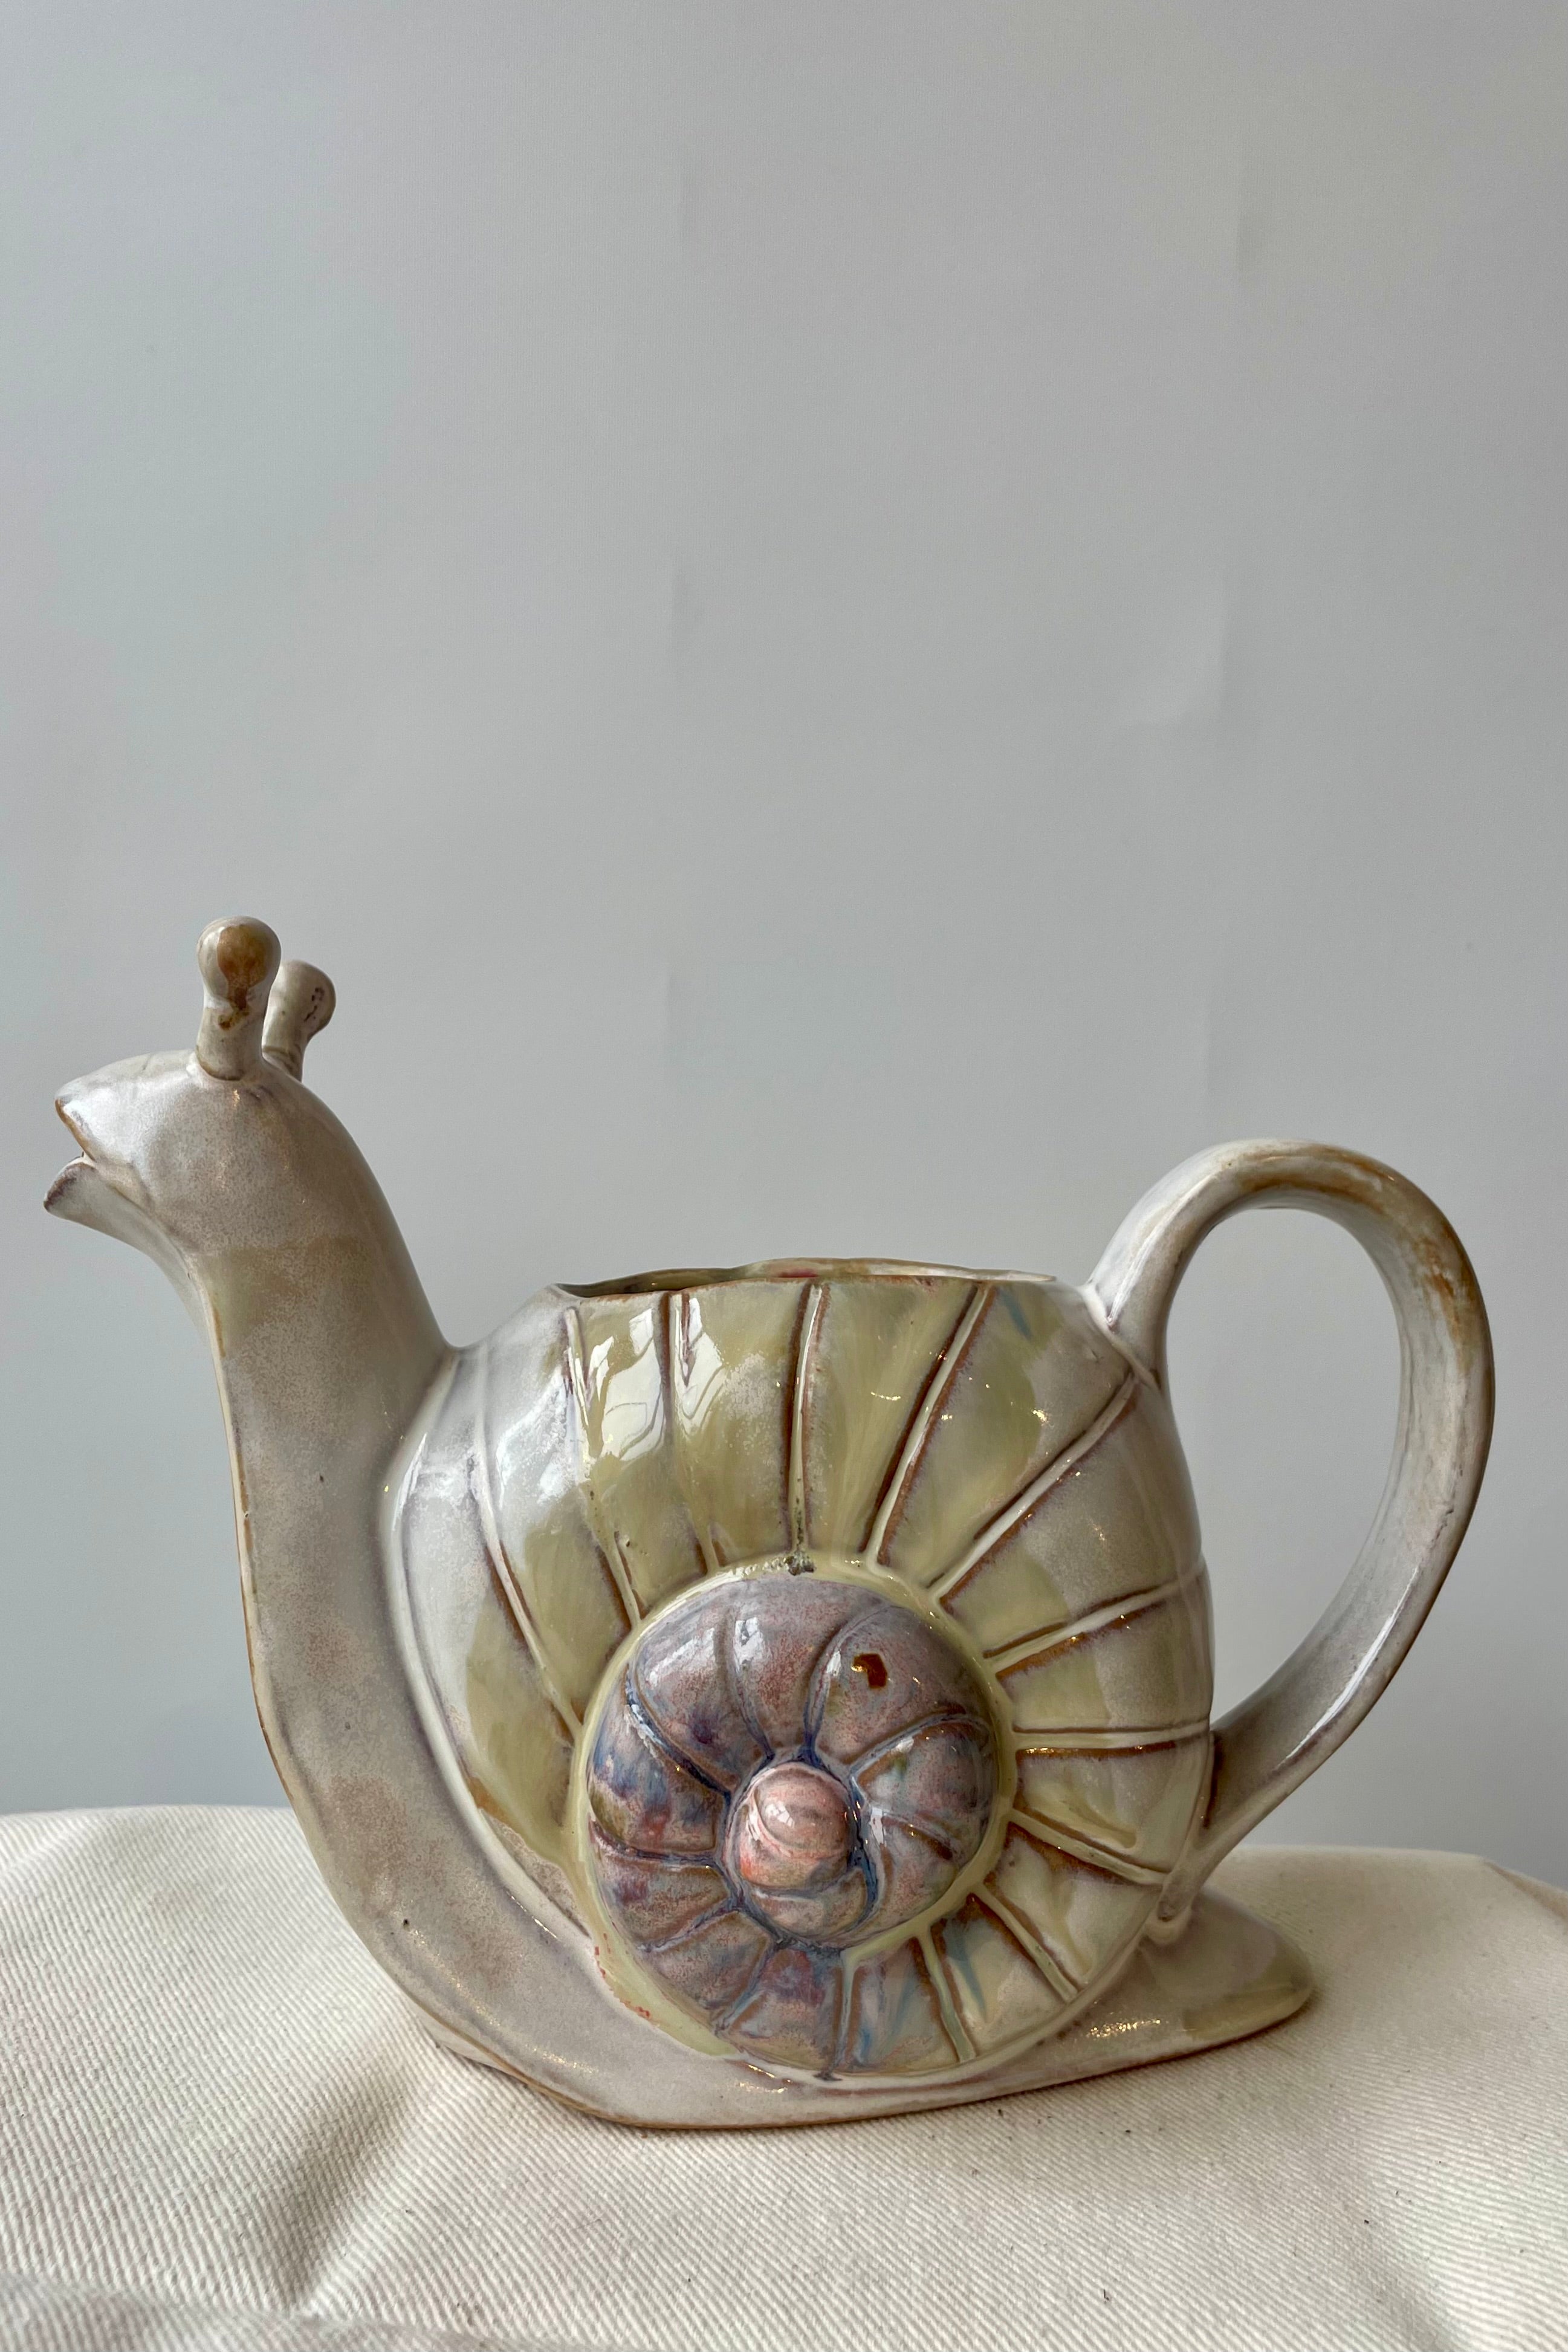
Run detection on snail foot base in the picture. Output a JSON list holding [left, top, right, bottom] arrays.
[[413, 1884, 1313, 2129], [938, 1880, 1314, 2110]]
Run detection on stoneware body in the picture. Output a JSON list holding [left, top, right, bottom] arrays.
[[46, 921, 1494, 2128]]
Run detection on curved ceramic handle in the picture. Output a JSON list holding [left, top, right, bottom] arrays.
[[1089, 1141, 1493, 1920]]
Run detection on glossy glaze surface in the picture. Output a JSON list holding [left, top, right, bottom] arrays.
[[405, 1266, 1217, 2080], [584, 1577, 1002, 2070], [44, 919, 1494, 2127]]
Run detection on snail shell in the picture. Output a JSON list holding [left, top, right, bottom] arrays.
[[403, 1266, 1214, 2081]]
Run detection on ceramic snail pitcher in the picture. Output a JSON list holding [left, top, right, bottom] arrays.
[[47, 921, 1493, 2129]]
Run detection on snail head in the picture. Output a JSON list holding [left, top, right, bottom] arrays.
[[45, 917, 345, 1281]]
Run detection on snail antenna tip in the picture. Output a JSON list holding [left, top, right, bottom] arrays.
[[263, 959, 337, 1081], [195, 917, 280, 1079]]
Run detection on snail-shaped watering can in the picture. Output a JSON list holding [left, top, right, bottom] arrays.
[[47, 920, 1493, 2127]]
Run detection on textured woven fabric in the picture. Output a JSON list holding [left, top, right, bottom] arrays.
[[0, 1812, 1563, 2352]]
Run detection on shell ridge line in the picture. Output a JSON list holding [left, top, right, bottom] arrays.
[[1005, 1809, 1167, 1888], [1006, 1796, 1158, 1868], [854, 1826, 886, 1923], [650, 1291, 708, 1593], [877, 1813, 961, 1867], [826, 1952, 857, 2078], [468, 1350, 582, 1737], [623, 1670, 731, 1800], [972, 1884, 1080, 2004], [724, 1593, 772, 1760], [637, 1899, 741, 1958], [792, 1605, 875, 1752], [667, 1288, 692, 1390], [841, 1708, 988, 1782], [711, 1934, 783, 2037], [563, 1303, 592, 1444], [986, 1575, 1190, 1674], [609, 1532, 645, 1625], [819, 1955, 849, 2082], [1016, 1719, 1211, 1754], [393, 1378, 473, 1769], [802, 1596, 899, 1746], [926, 1369, 1142, 1602], [562, 1305, 650, 1627], [586, 1836, 727, 1872], [475, 1543, 577, 1743], [919, 1925, 976, 2065], [788, 1282, 826, 1555], [667, 1290, 723, 1578], [861, 1283, 993, 1564]]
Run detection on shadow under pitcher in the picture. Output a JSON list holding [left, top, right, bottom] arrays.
[[46, 918, 1494, 2128]]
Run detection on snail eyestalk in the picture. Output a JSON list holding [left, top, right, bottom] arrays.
[[263, 960, 336, 1080], [196, 918, 281, 1080]]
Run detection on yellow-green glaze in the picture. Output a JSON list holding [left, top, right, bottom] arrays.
[[45, 919, 1494, 2129], [408, 1265, 1213, 2079]]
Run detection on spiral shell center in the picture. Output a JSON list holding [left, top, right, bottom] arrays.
[[583, 1573, 1002, 2070], [733, 1762, 855, 1894]]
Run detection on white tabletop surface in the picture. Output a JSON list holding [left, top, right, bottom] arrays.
[[0, 1809, 1563, 2352]]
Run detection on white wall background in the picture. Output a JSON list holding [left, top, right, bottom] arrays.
[[2, 4, 1564, 1884]]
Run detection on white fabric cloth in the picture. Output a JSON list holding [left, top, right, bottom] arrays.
[[0, 1810, 1563, 2352]]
